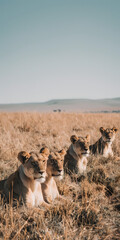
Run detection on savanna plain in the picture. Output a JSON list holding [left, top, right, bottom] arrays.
[[0, 112, 120, 240]]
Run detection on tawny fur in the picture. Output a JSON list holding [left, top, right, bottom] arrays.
[[0, 148, 49, 207], [41, 149, 66, 204], [64, 135, 90, 175], [89, 127, 118, 157]]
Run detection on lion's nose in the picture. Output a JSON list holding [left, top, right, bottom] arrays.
[[39, 171, 44, 175], [58, 170, 62, 173], [84, 148, 88, 151]]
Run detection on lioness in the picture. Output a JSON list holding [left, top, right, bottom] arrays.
[[0, 148, 49, 207], [64, 134, 90, 175], [89, 127, 118, 157], [41, 148, 66, 204]]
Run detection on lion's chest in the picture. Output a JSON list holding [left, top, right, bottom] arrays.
[[47, 178, 59, 200], [26, 182, 44, 207], [78, 157, 87, 174], [103, 143, 113, 157]]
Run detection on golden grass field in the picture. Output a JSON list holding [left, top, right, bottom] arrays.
[[0, 112, 120, 240]]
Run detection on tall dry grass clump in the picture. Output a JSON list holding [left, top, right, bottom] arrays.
[[0, 112, 120, 239]]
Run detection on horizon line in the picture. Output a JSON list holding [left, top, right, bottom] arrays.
[[0, 97, 120, 105]]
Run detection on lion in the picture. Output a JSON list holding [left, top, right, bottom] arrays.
[[64, 134, 90, 175], [89, 127, 118, 157], [0, 148, 49, 207], [41, 148, 66, 204]]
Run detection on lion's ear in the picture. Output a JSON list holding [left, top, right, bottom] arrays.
[[58, 149, 66, 156], [112, 127, 118, 133], [70, 135, 78, 144], [18, 151, 31, 164], [86, 134, 90, 142], [40, 147, 50, 156], [100, 127, 105, 134]]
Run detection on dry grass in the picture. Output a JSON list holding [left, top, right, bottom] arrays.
[[0, 112, 120, 240]]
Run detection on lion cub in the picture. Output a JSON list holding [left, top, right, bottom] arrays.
[[64, 134, 90, 175], [89, 127, 118, 157], [0, 148, 49, 207], [41, 148, 66, 204]]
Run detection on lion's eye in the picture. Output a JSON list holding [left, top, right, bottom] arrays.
[[31, 162, 36, 166], [43, 160, 45, 163]]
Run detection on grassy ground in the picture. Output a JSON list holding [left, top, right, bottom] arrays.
[[0, 112, 120, 240]]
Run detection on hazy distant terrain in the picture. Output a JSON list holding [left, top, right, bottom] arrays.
[[0, 98, 120, 112]]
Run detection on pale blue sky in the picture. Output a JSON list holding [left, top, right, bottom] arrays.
[[0, 0, 120, 103]]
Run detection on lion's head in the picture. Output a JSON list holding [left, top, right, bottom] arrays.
[[70, 134, 90, 157], [45, 149, 66, 180], [100, 127, 118, 143], [18, 147, 49, 183]]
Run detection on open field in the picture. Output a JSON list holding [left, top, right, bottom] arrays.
[[0, 112, 120, 240], [0, 98, 120, 113]]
